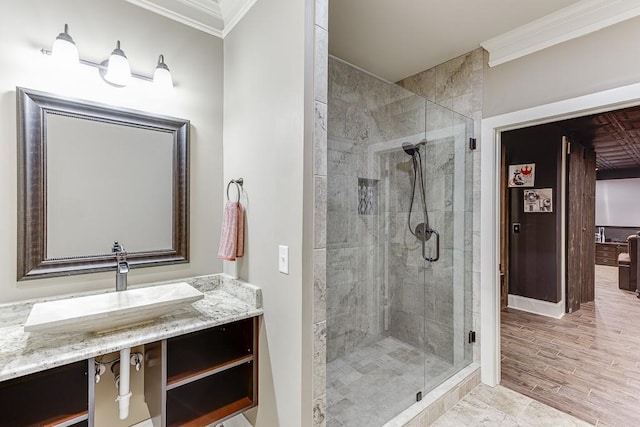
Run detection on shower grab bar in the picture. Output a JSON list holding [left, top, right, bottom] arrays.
[[422, 228, 440, 262]]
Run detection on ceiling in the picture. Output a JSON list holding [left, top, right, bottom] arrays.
[[328, 0, 583, 82], [557, 106, 640, 172], [120, 2, 640, 173], [325, 0, 640, 172], [127, 1, 640, 78]]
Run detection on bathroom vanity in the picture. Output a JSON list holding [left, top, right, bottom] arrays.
[[0, 274, 262, 427]]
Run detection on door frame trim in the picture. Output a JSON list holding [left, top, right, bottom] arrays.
[[479, 82, 640, 387]]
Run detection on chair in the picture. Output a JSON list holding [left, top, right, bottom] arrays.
[[618, 235, 639, 291]]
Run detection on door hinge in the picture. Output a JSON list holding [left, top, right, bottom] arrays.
[[468, 330, 476, 344], [416, 391, 422, 402], [469, 138, 477, 150]]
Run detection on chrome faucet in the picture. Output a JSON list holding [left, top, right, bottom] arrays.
[[112, 241, 129, 292]]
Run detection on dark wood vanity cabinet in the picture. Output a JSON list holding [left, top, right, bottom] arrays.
[[145, 317, 259, 427], [0, 316, 258, 427], [595, 242, 628, 266], [0, 360, 90, 427]]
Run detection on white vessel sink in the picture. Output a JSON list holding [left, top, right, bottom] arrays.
[[24, 282, 204, 334]]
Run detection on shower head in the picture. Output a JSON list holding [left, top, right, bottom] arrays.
[[402, 142, 417, 156], [402, 139, 427, 156]]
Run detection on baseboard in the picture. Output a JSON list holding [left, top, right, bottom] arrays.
[[508, 294, 565, 319]]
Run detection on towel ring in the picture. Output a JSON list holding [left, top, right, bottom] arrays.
[[226, 178, 244, 202]]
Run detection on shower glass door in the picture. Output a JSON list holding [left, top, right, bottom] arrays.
[[418, 101, 474, 394], [326, 57, 473, 427]]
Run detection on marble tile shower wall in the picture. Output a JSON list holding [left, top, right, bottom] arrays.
[[327, 58, 429, 362], [327, 54, 479, 367], [327, 57, 473, 366], [398, 48, 484, 363], [385, 136, 466, 363], [312, 0, 329, 424]]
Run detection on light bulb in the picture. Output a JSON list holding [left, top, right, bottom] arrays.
[[51, 24, 79, 67], [104, 41, 131, 86], [153, 54, 173, 89]]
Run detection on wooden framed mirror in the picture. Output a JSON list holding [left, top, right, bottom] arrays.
[[17, 87, 189, 280]]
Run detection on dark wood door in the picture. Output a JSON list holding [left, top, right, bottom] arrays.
[[567, 140, 584, 313], [567, 140, 596, 313], [581, 149, 596, 303]]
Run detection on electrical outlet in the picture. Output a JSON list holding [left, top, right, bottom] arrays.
[[279, 245, 289, 274]]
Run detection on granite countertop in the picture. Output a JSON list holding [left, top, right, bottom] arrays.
[[0, 274, 262, 382]]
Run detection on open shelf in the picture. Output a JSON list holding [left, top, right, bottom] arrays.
[[166, 360, 255, 427], [144, 316, 259, 426], [167, 354, 254, 389], [166, 318, 254, 382], [0, 360, 88, 427], [42, 412, 88, 427], [167, 397, 252, 427]]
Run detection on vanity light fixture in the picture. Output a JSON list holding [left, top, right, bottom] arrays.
[[42, 25, 174, 89]]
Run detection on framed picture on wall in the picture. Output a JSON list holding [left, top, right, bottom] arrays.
[[508, 163, 535, 187], [524, 188, 553, 213]]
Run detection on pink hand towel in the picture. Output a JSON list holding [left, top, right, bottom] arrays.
[[218, 201, 244, 261]]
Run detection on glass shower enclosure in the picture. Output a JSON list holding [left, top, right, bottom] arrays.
[[326, 58, 474, 426]]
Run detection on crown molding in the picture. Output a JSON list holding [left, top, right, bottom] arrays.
[[220, 0, 259, 37], [481, 0, 640, 67], [124, 0, 257, 39]]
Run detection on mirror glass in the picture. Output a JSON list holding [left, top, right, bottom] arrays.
[[46, 115, 174, 258], [17, 88, 189, 280]]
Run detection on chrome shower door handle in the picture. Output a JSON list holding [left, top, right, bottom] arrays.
[[422, 228, 440, 262]]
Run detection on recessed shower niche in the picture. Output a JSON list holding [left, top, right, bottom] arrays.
[[358, 178, 379, 215]]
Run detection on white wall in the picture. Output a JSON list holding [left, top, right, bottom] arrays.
[[483, 15, 640, 117], [596, 178, 640, 226], [0, 0, 223, 303], [223, 0, 313, 425]]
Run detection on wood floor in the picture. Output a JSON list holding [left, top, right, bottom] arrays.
[[501, 265, 640, 426]]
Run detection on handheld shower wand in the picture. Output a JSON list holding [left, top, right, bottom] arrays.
[[401, 140, 440, 262], [402, 141, 430, 239]]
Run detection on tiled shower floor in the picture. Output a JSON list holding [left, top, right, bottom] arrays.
[[327, 336, 455, 427]]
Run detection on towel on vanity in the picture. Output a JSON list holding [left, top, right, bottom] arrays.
[[218, 201, 244, 261]]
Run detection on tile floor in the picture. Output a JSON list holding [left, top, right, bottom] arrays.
[[433, 383, 592, 426], [327, 265, 636, 426], [326, 336, 457, 427], [501, 265, 640, 426]]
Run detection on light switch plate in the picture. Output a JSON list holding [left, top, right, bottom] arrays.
[[279, 245, 289, 274]]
